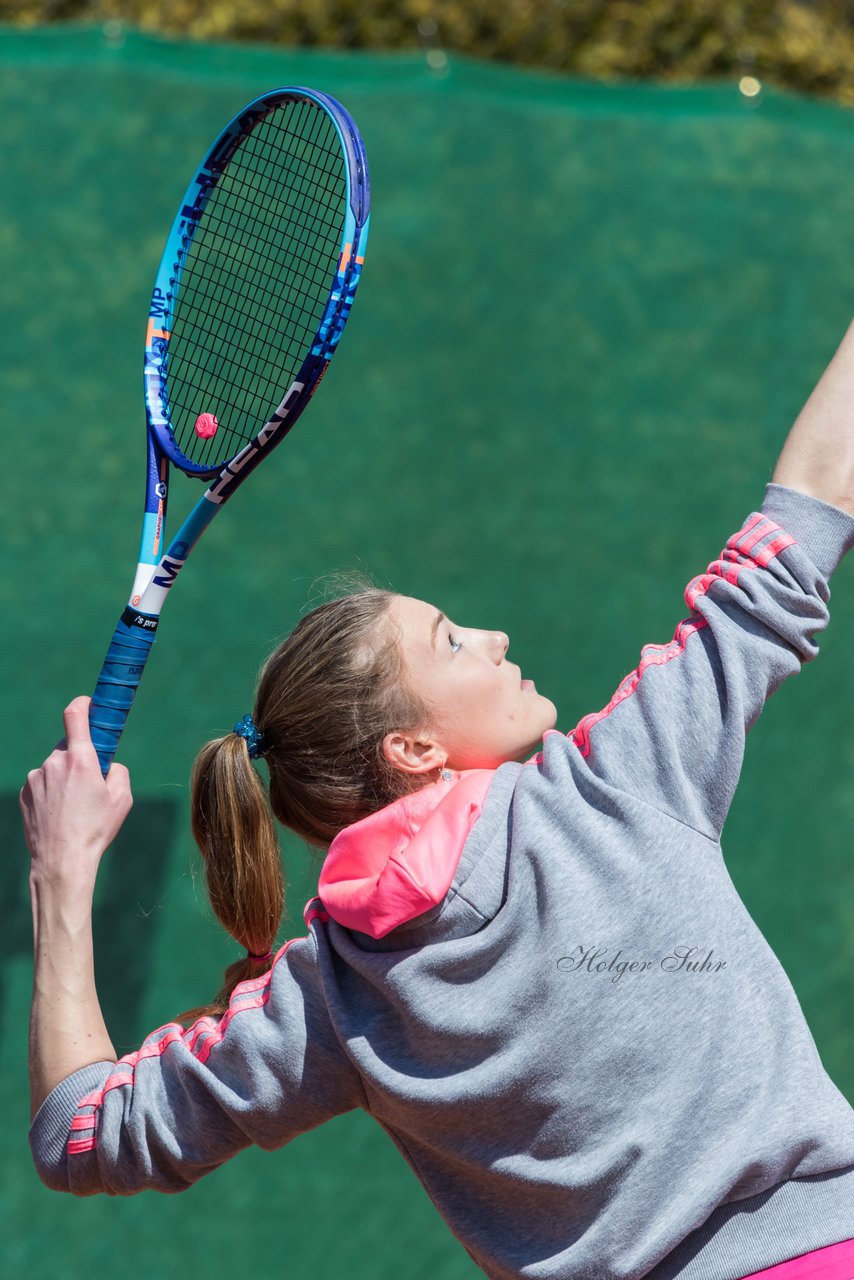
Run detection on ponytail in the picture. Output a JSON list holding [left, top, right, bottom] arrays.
[[177, 733, 284, 1023], [176, 574, 437, 1026]]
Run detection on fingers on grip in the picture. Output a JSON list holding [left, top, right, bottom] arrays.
[[89, 615, 157, 777], [63, 696, 92, 747]]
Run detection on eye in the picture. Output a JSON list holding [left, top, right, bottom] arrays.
[[448, 632, 462, 654]]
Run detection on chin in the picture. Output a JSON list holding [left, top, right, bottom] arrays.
[[538, 695, 559, 730]]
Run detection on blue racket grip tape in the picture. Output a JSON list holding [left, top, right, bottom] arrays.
[[89, 607, 159, 775]]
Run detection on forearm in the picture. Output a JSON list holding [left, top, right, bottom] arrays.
[[771, 317, 854, 517], [29, 869, 116, 1123]]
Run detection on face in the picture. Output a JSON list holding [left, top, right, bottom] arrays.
[[384, 595, 558, 777]]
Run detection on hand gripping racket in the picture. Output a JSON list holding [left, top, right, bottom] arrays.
[[88, 88, 370, 775]]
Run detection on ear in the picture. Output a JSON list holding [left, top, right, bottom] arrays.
[[382, 730, 446, 777]]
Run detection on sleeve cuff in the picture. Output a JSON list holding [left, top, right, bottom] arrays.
[[28, 1060, 115, 1189], [761, 483, 854, 581]]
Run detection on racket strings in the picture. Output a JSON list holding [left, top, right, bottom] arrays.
[[172, 106, 342, 433], [171, 110, 342, 466], [164, 100, 347, 470]]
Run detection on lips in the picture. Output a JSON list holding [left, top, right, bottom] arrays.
[[521, 679, 535, 692]]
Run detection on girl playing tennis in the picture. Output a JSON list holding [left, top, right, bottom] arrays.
[[21, 322, 854, 1279]]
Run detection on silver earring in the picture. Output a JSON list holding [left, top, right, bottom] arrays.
[[439, 767, 453, 781]]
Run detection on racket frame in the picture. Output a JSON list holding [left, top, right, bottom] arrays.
[[89, 87, 370, 773]]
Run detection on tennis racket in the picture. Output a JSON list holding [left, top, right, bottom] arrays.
[[88, 87, 370, 775]]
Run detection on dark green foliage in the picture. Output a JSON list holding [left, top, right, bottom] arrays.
[[4, 0, 854, 106]]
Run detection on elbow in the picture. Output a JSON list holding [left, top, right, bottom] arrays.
[[29, 1148, 73, 1195], [28, 1116, 102, 1197], [29, 1146, 139, 1198], [28, 1115, 71, 1193]]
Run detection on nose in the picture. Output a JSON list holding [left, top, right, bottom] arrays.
[[491, 630, 509, 663], [466, 626, 509, 662]]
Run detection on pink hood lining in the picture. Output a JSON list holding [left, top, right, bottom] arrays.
[[317, 768, 497, 939]]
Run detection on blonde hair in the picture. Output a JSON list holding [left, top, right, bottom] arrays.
[[178, 572, 435, 1023]]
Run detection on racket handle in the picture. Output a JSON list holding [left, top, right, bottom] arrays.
[[89, 607, 159, 776]]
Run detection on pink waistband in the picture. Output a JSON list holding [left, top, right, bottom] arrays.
[[737, 1239, 854, 1280]]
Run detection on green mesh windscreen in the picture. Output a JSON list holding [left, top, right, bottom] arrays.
[[2, 25, 853, 1280]]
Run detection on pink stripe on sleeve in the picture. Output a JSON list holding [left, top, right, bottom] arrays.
[[562, 511, 795, 761], [567, 617, 708, 760], [733, 512, 795, 566], [67, 936, 301, 1156], [759, 531, 797, 562], [735, 512, 776, 555], [67, 1137, 96, 1155]]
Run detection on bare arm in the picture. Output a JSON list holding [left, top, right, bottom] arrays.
[[20, 697, 131, 1121], [771, 317, 854, 517]]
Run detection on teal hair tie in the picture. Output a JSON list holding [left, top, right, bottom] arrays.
[[233, 714, 264, 759]]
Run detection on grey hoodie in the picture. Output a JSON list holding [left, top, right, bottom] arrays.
[[30, 483, 854, 1280]]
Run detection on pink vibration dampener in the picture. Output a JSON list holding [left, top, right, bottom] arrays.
[[194, 413, 219, 439]]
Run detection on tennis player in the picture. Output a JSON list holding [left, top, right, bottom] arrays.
[[21, 321, 854, 1279]]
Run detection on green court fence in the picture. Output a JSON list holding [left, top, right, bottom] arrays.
[[1, 25, 853, 1279]]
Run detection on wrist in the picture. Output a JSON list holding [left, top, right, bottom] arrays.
[[29, 867, 97, 939], [29, 857, 99, 900]]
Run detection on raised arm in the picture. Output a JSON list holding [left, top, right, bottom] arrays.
[[23, 698, 366, 1198], [555, 313, 854, 834], [771, 317, 854, 517], [20, 697, 129, 1120], [519, 329, 854, 853]]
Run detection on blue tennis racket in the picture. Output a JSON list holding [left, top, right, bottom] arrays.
[[88, 87, 370, 775]]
